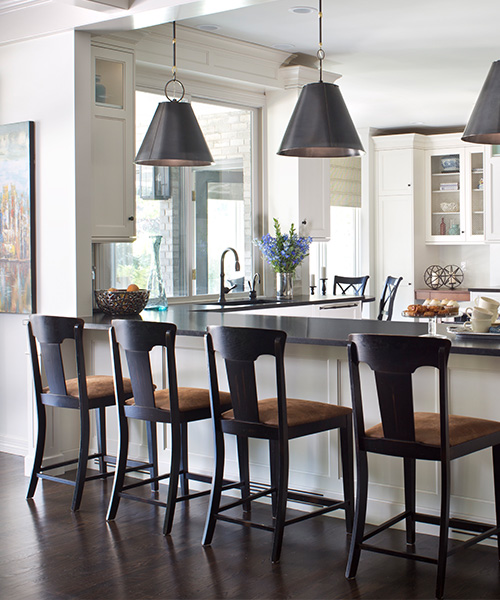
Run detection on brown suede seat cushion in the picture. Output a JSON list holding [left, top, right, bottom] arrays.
[[222, 398, 352, 427], [43, 375, 132, 399], [126, 388, 231, 413], [366, 411, 500, 447]]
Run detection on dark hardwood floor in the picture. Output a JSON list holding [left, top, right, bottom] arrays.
[[3, 451, 500, 599]]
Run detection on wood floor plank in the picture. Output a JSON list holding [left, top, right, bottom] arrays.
[[2, 452, 499, 599]]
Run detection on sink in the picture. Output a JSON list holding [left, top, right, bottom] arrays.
[[192, 298, 279, 311]]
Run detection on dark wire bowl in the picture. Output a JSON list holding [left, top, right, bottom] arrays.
[[94, 289, 150, 316]]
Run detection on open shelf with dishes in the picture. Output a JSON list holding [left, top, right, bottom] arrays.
[[426, 142, 486, 243]]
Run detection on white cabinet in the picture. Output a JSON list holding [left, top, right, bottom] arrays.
[[298, 159, 331, 240], [377, 147, 414, 195], [485, 150, 500, 242], [91, 44, 135, 241], [425, 134, 487, 244], [373, 134, 428, 319]]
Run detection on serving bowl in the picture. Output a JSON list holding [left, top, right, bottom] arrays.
[[440, 202, 459, 212], [95, 289, 150, 315]]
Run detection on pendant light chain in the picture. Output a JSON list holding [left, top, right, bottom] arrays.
[[317, 0, 325, 83]]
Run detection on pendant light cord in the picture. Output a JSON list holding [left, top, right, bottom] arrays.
[[172, 21, 177, 82], [317, 0, 325, 83], [165, 21, 185, 102]]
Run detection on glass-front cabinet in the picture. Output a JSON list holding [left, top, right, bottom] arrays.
[[426, 138, 486, 244]]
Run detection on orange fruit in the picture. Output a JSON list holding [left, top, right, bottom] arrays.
[[108, 287, 117, 292], [127, 284, 139, 292]]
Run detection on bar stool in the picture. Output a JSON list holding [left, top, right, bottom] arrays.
[[333, 275, 369, 296], [106, 319, 237, 534], [203, 325, 354, 563], [377, 275, 403, 321], [26, 315, 142, 511], [346, 333, 500, 599]]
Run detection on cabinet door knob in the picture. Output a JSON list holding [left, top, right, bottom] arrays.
[[128, 216, 135, 221]]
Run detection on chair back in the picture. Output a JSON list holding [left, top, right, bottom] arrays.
[[28, 315, 86, 404], [333, 275, 369, 296], [377, 276, 403, 321], [348, 333, 451, 455], [110, 319, 179, 418], [205, 326, 287, 429]]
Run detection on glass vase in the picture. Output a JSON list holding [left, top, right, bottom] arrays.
[[276, 272, 293, 299], [145, 235, 168, 310]]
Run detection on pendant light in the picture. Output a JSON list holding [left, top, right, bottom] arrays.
[[462, 60, 500, 144], [278, 0, 364, 157], [135, 22, 214, 166]]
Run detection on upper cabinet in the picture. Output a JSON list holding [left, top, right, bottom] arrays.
[[91, 44, 135, 241], [377, 146, 414, 195], [425, 134, 487, 244]]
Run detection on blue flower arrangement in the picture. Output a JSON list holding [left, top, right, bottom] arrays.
[[255, 218, 312, 275]]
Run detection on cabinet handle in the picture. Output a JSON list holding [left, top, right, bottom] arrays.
[[128, 216, 135, 221]]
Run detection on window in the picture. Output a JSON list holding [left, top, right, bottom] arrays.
[[309, 157, 362, 284], [96, 92, 257, 303], [309, 206, 360, 283]]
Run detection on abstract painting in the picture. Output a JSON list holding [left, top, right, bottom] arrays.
[[0, 121, 35, 313]]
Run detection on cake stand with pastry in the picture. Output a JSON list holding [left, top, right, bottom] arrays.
[[403, 298, 460, 337]]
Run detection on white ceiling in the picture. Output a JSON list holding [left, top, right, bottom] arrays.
[[179, 0, 500, 132], [1, 0, 499, 132]]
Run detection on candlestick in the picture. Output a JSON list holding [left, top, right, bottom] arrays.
[[310, 285, 316, 295], [320, 278, 328, 295]]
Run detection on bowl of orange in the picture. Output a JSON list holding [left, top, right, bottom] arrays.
[[95, 285, 150, 315]]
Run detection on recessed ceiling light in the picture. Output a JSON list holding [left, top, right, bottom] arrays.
[[196, 24, 220, 32], [289, 6, 317, 15], [272, 43, 296, 51]]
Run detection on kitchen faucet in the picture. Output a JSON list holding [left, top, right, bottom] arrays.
[[219, 247, 240, 304]]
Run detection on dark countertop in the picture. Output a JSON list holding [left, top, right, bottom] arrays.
[[84, 299, 500, 358], [189, 293, 374, 312], [468, 287, 500, 293]]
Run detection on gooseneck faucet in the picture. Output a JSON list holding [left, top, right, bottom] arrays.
[[219, 247, 240, 304]]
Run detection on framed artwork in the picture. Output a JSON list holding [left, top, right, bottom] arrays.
[[0, 121, 36, 313]]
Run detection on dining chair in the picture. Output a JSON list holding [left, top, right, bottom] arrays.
[[377, 275, 403, 320], [106, 319, 240, 534], [333, 275, 369, 296], [346, 333, 500, 599], [203, 325, 354, 563], [26, 314, 143, 511]]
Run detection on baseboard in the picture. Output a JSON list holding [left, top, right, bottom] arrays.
[[0, 435, 28, 457]]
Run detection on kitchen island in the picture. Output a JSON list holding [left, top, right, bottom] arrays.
[[39, 298, 500, 540]]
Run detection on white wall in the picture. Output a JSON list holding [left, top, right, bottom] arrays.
[[0, 32, 81, 454]]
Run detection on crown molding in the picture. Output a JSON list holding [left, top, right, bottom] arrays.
[[0, 0, 48, 15]]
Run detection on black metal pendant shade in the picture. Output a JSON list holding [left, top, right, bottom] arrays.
[[135, 100, 214, 166], [278, 81, 364, 157], [462, 60, 500, 145]]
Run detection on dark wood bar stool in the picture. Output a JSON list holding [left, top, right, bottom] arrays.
[[377, 275, 403, 321], [203, 325, 354, 563], [26, 315, 142, 511], [333, 275, 369, 296], [346, 333, 500, 599], [107, 319, 237, 534]]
